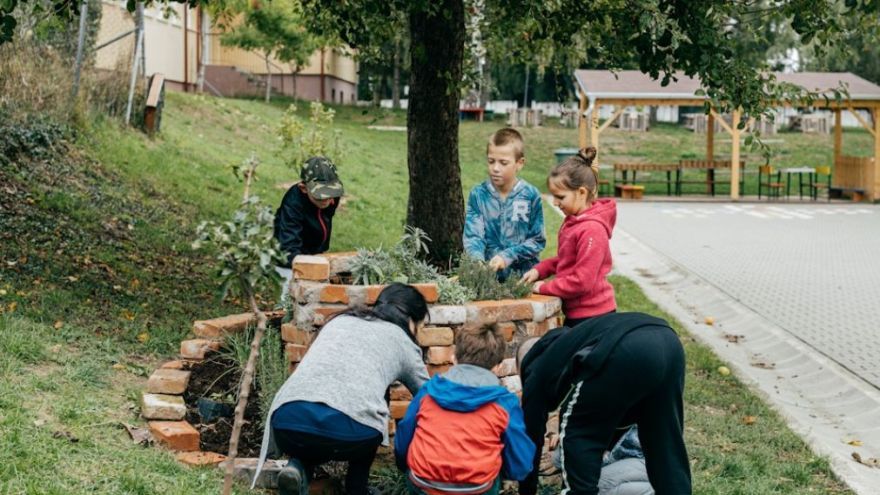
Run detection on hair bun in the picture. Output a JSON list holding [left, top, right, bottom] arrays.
[[578, 147, 597, 164]]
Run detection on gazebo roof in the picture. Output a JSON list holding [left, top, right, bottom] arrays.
[[573, 70, 880, 102]]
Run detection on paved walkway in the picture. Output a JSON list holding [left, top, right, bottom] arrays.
[[609, 201, 880, 494]]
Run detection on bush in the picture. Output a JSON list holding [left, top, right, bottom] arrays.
[[348, 227, 532, 303]]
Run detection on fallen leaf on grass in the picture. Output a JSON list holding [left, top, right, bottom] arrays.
[[52, 430, 79, 443], [136, 332, 150, 343], [121, 423, 153, 446], [53, 320, 63, 330], [111, 363, 125, 371], [742, 415, 758, 425]]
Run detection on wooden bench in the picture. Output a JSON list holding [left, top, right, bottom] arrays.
[[829, 186, 867, 202], [613, 163, 679, 196], [677, 159, 745, 196], [615, 184, 645, 200]]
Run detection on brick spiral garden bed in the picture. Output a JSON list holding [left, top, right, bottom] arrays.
[[140, 252, 562, 489]]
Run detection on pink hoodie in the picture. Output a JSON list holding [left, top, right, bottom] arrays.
[[534, 198, 617, 319]]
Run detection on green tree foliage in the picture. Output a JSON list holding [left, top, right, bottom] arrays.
[[301, 0, 879, 262], [220, 0, 317, 101], [192, 194, 286, 302], [802, 9, 880, 84], [278, 101, 344, 170]]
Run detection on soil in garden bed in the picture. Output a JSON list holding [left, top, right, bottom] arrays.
[[183, 352, 264, 457]]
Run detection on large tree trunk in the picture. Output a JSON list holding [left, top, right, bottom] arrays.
[[392, 37, 401, 109], [407, 1, 465, 264]]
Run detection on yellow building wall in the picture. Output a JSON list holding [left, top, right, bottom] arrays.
[[96, 2, 355, 85], [209, 36, 357, 83]]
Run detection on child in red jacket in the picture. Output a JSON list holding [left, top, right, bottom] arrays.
[[521, 147, 617, 326]]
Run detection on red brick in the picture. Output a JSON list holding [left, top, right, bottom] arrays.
[[281, 323, 315, 345], [427, 364, 451, 377], [390, 400, 410, 419], [495, 322, 516, 342], [180, 339, 221, 360], [147, 369, 191, 395], [313, 305, 346, 325], [293, 255, 330, 281], [363, 285, 385, 305], [192, 312, 254, 339], [389, 383, 413, 401], [175, 451, 227, 466], [412, 283, 439, 303], [288, 362, 299, 375], [388, 419, 397, 437], [149, 421, 200, 451], [319, 285, 350, 304], [285, 343, 309, 363], [161, 360, 186, 370], [417, 326, 454, 347], [324, 251, 357, 274], [466, 300, 533, 327], [426, 346, 455, 365]]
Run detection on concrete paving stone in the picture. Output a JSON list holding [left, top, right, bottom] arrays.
[[608, 202, 880, 494]]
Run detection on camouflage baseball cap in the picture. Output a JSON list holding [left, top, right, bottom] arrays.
[[301, 156, 344, 199]]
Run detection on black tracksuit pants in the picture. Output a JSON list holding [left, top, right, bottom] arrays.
[[273, 428, 382, 495], [557, 327, 690, 495]]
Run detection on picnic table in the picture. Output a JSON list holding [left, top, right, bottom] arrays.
[[780, 167, 816, 199], [678, 159, 745, 196], [613, 163, 679, 196]]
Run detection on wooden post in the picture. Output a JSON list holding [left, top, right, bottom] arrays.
[[578, 92, 588, 149], [730, 109, 741, 200], [834, 108, 842, 168], [707, 112, 715, 161], [873, 106, 880, 201]]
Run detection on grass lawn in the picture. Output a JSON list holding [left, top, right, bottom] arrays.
[[0, 92, 855, 494]]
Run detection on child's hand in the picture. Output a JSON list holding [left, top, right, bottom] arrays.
[[532, 281, 544, 294], [520, 269, 539, 284], [488, 255, 507, 271]]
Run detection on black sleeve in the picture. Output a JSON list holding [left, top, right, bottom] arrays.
[[276, 195, 305, 267]]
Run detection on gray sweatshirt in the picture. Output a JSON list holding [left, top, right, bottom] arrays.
[[252, 314, 430, 487]]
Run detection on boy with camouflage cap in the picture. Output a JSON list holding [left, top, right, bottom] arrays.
[[274, 157, 344, 298]]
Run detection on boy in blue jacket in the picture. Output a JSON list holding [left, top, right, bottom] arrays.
[[463, 128, 545, 281], [395, 326, 535, 495]]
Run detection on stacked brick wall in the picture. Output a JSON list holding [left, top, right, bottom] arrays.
[[140, 251, 562, 484]]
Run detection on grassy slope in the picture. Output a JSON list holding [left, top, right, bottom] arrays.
[[0, 92, 854, 494]]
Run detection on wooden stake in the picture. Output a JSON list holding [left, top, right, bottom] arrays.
[[730, 109, 741, 200], [707, 111, 715, 161], [578, 92, 588, 149], [221, 288, 267, 495]]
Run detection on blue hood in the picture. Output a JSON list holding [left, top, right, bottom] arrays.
[[423, 366, 512, 412]]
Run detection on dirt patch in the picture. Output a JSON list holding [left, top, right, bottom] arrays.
[[183, 352, 264, 457]]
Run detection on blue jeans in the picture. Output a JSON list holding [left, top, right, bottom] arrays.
[[405, 473, 501, 495]]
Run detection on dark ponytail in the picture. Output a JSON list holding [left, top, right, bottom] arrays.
[[327, 283, 428, 343], [549, 146, 600, 198]]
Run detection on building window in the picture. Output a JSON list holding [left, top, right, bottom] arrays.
[[339, 92, 344, 103], [331, 88, 336, 102]]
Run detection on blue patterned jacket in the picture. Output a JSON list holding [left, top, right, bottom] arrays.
[[463, 179, 546, 280]]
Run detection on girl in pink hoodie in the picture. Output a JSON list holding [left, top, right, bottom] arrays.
[[521, 147, 617, 326]]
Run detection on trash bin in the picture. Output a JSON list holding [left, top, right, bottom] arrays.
[[554, 147, 580, 164]]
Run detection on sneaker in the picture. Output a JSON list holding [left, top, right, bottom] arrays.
[[277, 458, 307, 495]]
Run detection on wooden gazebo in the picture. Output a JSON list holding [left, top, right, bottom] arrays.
[[574, 70, 880, 201]]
